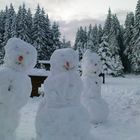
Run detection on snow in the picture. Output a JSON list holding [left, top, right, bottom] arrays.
[[38, 60, 50, 64], [35, 48, 92, 140], [4, 38, 37, 72], [15, 76, 140, 140], [0, 37, 37, 140], [28, 68, 50, 76], [81, 50, 109, 124]]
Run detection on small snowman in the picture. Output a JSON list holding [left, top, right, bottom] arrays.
[[0, 37, 37, 140], [35, 48, 93, 140], [81, 49, 109, 124]]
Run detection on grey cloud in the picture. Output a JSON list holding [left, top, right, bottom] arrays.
[[58, 18, 104, 45], [115, 10, 132, 24]]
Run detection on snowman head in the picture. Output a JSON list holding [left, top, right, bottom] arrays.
[[50, 48, 79, 75], [4, 38, 37, 72], [82, 49, 102, 75]]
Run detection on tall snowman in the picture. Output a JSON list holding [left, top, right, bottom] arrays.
[[0, 38, 37, 140], [36, 48, 93, 140], [81, 49, 109, 124]]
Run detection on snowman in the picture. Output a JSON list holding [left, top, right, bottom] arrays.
[[0, 37, 37, 140], [35, 48, 93, 140], [81, 49, 109, 124]]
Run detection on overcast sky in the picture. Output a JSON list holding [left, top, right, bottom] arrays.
[[0, 0, 138, 43]]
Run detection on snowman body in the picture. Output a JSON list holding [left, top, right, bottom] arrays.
[[81, 50, 109, 124], [36, 48, 92, 140], [0, 38, 37, 140]]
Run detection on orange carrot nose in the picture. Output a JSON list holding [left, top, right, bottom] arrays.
[[18, 55, 24, 62]]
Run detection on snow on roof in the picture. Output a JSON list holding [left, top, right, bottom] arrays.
[[38, 60, 50, 64], [28, 68, 50, 76]]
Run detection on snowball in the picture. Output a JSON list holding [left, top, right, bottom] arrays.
[[82, 49, 102, 76], [4, 37, 37, 72], [50, 48, 79, 76]]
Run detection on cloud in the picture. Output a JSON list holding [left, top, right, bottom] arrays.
[[59, 18, 104, 45], [115, 10, 132, 24], [58, 9, 131, 44]]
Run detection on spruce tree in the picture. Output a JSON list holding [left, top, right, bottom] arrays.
[[98, 36, 112, 74], [51, 21, 61, 50], [16, 4, 30, 41], [3, 4, 16, 45], [131, 0, 140, 73], [124, 12, 134, 72], [32, 5, 47, 60], [74, 26, 87, 59], [103, 8, 112, 36]]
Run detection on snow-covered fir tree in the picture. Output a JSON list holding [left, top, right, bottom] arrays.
[[130, 0, 140, 73], [108, 14, 124, 75], [0, 10, 7, 64], [3, 4, 16, 45], [92, 25, 99, 52], [103, 8, 112, 36], [39, 9, 53, 60], [98, 24, 103, 44], [16, 4, 32, 42], [86, 24, 95, 51], [25, 8, 33, 44], [32, 5, 49, 60], [74, 26, 87, 59], [51, 21, 61, 50], [98, 36, 112, 74], [123, 12, 134, 72]]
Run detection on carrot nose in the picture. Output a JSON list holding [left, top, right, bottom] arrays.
[[66, 61, 70, 68], [64, 61, 70, 70], [18, 55, 24, 62]]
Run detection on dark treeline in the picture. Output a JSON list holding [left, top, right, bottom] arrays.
[[74, 0, 140, 76], [0, 3, 71, 64]]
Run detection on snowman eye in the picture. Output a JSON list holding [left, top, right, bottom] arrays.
[[95, 63, 97, 66]]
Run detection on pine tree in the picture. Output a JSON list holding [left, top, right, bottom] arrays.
[[92, 25, 99, 52], [26, 8, 33, 43], [98, 36, 112, 74], [16, 4, 31, 41], [0, 9, 7, 64], [74, 26, 87, 59], [86, 24, 95, 51], [98, 24, 103, 44], [51, 21, 61, 50], [109, 14, 124, 75], [131, 0, 140, 73], [32, 5, 47, 60], [41, 10, 53, 60], [123, 12, 134, 72], [3, 4, 16, 45], [103, 8, 112, 36]]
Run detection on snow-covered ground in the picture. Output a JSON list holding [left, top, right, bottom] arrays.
[[16, 76, 140, 140]]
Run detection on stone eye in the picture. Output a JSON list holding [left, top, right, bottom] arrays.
[[95, 63, 97, 66]]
